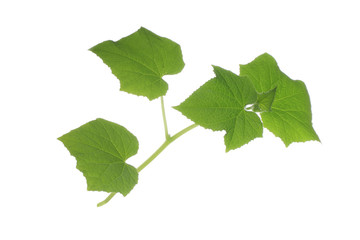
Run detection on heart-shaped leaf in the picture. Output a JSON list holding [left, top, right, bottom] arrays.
[[58, 118, 139, 196], [90, 27, 185, 100]]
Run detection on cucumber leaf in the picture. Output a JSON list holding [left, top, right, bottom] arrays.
[[58, 118, 139, 196], [240, 53, 320, 146], [90, 27, 185, 100], [174, 66, 263, 152]]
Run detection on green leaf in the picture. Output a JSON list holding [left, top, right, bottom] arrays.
[[174, 66, 263, 152], [250, 87, 277, 112], [90, 27, 185, 100], [58, 118, 139, 196], [240, 53, 320, 146]]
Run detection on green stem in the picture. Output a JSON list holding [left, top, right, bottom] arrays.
[[97, 192, 116, 207], [161, 96, 170, 140], [137, 123, 198, 172], [97, 123, 198, 207]]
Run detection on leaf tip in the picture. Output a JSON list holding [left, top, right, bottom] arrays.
[[88, 46, 94, 52], [172, 105, 180, 111], [225, 146, 233, 153], [211, 65, 221, 73], [57, 135, 65, 143], [260, 52, 274, 60]]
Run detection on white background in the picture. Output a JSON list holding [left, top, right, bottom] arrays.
[[1, 0, 359, 239]]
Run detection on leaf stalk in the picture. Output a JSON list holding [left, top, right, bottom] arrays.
[[161, 96, 170, 140]]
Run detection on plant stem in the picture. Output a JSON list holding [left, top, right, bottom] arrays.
[[97, 123, 198, 207], [97, 192, 116, 207], [137, 123, 198, 172], [161, 96, 170, 140]]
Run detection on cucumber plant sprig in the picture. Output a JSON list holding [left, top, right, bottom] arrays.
[[58, 27, 320, 207]]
